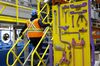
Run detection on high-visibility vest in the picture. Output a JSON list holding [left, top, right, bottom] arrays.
[[27, 19, 43, 38]]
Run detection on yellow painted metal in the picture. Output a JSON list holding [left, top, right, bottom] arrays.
[[6, 28, 30, 66], [11, 51, 23, 65], [6, 0, 51, 65], [12, 41, 30, 66], [0, 1, 16, 7], [37, 45, 50, 66], [38, 4, 48, 16], [0, 15, 27, 23], [16, 0, 18, 23], [0, 1, 32, 10], [31, 26, 50, 66], [0, 0, 32, 24], [35, 51, 46, 66], [30, 1, 52, 65], [0, 6, 6, 14], [37, 0, 41, 18], [37, 0, 50, 24], [52, 1, 91, 66]]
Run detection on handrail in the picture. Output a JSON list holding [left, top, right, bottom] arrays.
[[0, 6, 6, 14], [6, 0, 52, 65], [0, 1, 32, 10], [6, 28, 29, 66], [37, 3, 48, 16], [0, 0, 32, 24], [16, 0, 18, 23], [37, 45, 50, 66], [31, 26, 50, 66], [37, 0, 50, 24]]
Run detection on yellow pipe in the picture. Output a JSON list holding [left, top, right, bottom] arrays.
[[8, 27, 28, 52], [6, 36, 23, 66], [22, 28, 28, 35], [47, 4, 50, 23], [0, 15, 27, 23], [31, 27, 50, 66], [0, 1, 32, 10], [16, 0, 18, 23], [0, 1, 16, 7], [41, 11, 47, 14], [6, 27, 29, 66], [0, 6, 6, 14], [38, 4, 48, 16], [42, 14, 49, 24], [11, 51, 23, 65], [35, 51, 46, 66], [10, 27, 28, 50], [37, 0, 41, 18], [38, 45, 49, 66], [12, 40, 30, 66]]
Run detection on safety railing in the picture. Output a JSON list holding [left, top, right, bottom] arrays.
[[30, 0, 52, 66], [30, 1, 52, 66], [0, 0, 32, 23], [31, 26, 51, 66], [6, 0, 52, 66], [37, 0, 51, 24], [6, 27, 30, 66]]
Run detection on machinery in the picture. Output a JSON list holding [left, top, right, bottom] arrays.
[[52, 0, 94, 66], [0, 0, 95, 66]]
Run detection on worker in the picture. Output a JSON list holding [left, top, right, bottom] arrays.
[[19, 9, 50, 66]]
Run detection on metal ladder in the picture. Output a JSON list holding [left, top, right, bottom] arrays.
[[6, 0, 52, 66]]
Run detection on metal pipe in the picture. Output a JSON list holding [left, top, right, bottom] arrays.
[[37, 45, 49, 66], [57, 4, 71, 48], [6, 28, 29, 66], [37, 0, 41, 18], [0, 6, 6, 14], [11, 51, 23, 65], [36, 51, 46, 66], [0, 1, 32, 10], [12, 41, 30, 66], [31, 27, 50, 66], [38, 4, 48, 16], [0, 1, 16, 7], [23, 47, 34, 65], [16, 0, 18, 24]]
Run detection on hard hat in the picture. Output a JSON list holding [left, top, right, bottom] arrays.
[[31, 9, 37, 16]]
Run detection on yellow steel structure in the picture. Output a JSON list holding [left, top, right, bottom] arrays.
[[31, 27, 50, 66], [6, 0, 51, 66], [0, 0, 32, 23], [31, 0, 51, 65], [52, 0, 92, 66], [6, 0, 93, 66]]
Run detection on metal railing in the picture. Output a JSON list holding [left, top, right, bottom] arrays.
[[30, 1, 52, 65], [31, 26, 50, 66], [6, 27, 30, 66], [0, 0, 32, 23], [37, 0, 51, 24], [6, 0, 52, 66]]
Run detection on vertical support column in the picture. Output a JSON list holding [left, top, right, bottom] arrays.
[[16, 0, 19, 25], [47, 4, 50, 23], [37, 0, 41, 18], [13, 26, 17, 66]]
